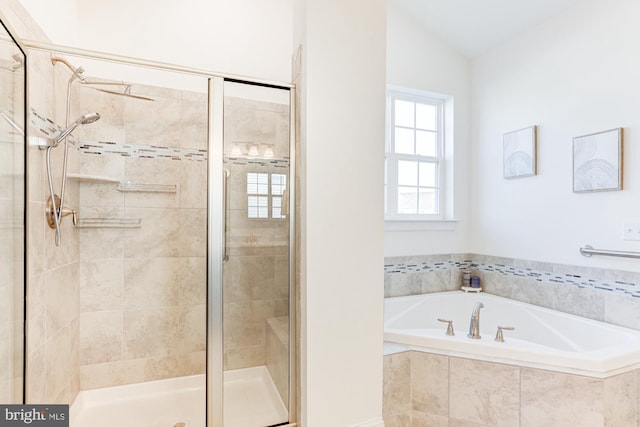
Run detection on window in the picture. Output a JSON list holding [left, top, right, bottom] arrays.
[[247, 172, 287, 219], [385, 88, 448, 221]]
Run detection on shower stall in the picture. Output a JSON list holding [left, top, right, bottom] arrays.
[[0, 14, 296, 427]]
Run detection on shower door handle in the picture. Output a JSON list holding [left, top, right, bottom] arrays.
[[223, 168, 230, 263]]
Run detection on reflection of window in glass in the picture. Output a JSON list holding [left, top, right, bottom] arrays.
[[247, 172, 287, 219], [385, 89, 447, 220], [271, 173, 286, 219], [247, 173, 269, 218]]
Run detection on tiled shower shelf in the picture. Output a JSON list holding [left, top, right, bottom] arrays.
[[117, 182, 177, 193], [67, 173, 119, 183], [76, 218, 142, 228]]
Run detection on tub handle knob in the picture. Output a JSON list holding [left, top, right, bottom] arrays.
[[495, 326, 515, 342], [437, 318, 455, 336]]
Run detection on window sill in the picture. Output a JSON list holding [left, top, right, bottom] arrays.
[[384, 219, 458, 232]]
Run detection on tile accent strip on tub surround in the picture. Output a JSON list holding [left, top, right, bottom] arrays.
[[384, 254, 640, 299], [29, 108, 206, 162]]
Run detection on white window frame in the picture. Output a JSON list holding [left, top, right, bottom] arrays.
[[247, 172, 287, 220], [385, 87, 448, 222]]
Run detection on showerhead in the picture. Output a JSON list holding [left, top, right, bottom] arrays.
[[53, 112, 101, 145], [78, 112, 101, 125]]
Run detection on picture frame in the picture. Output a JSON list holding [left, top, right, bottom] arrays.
[[573, 128, 623, 192], [503, 125, 537, 179]]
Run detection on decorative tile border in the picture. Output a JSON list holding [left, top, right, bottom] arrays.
[[384, 257, 640, 298], [224, 155, 290, 168], [77, 140, 207, 162], [29, 108, 65, 140], [29, 109, 206, 161], [29, 109, 293, 167]]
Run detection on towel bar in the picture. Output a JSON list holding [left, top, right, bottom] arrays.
[[580, 245, 640, 259]]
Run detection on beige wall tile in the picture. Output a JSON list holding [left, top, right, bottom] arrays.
[[79, 311, 123, 365], [412, 411, 448, 427], [449, 357, 520, 426], [79, 258, 123, 312], [449, 419, 489, 427], [521, 368, 604, 427], [411, 351, 448, 416], [123, 157, 180, 209], [79, 227, 125, 260], [177, 305, 206, 353], [26, 273, 45, 352], [604, 371, 636, 427], [179, 160, 206, 209], [179, 208, 206, 257], [123, 307, 179, 359], [44, 264, 78, 337], [177, 257, 206, 306], [123, 258, 180, 309], [124, 208, 180, 258], [224, 345, 265, 370], [383, 352, 411, 416], [383, 412, 411, 427], [45, 325, 74, 404], [26, 344, 45, 403], [80, 359, 146, 390]]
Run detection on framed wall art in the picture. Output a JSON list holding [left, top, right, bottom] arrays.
[[573, 128, 623, 192], [503, 125, 537, 179]]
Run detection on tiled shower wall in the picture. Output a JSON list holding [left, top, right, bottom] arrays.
[[385, 254, 640, 332], [72, 81, 208, 389]]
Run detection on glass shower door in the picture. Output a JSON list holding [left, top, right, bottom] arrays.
[[220, 80, 293, 427], [0, 19, 25, 404]]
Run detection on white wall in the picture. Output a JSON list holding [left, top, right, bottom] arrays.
[[471, 0, 640, 272], [18, 0, 293, 83], [294, 0, 386, 425], [385, 2, 471, 257]]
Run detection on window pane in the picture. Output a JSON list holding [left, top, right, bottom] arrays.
[[416, 130, 437, 157], [416, 103, 436, 130], [394, 127, 414, 154], [398, 186, 417, 214], [272, 173, 286, 195], [247, 172, 269, 195], [419, 162, 437, 187], [398, 160, 418, 186], [248, 195, 269, 218], [272, 196, 283, 219], [418, 188, 437, 214], [395, 100, 414, 127]]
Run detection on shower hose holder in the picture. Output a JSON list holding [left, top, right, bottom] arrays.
[[46, 194, 78, 229]]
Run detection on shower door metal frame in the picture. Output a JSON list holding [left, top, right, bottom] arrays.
[[207, 76, 225, 427], [18, 39, 296, 427], [207, 77, 297, 427]]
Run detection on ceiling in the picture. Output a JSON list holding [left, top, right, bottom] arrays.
[[390, 0, 581, 57]]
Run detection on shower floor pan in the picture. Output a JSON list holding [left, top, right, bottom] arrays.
[[70, 366, 287, 427]]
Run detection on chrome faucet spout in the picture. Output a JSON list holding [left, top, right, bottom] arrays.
[[467, 302, 484, 339]]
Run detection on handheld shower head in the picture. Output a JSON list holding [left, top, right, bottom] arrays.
[[78, 112, 101, 125], [53, 112, 101, 145]]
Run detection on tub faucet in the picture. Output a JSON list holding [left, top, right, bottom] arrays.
[[467, 302, 484, 339]]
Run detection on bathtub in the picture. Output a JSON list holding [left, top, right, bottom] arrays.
[[384, 291, 640, 377]]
